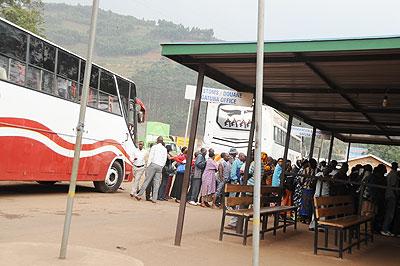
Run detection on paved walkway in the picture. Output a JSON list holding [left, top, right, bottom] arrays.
[[0, 242, 144, 266]]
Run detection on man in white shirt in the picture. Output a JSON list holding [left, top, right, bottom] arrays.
[[134, 136, 167, 203], [130, 141, 148, 197]]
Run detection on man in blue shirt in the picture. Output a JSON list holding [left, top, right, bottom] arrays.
[[230, 152, 246, 184], [272, 158, 284, 187]]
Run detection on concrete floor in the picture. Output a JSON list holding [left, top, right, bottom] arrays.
[[0, 181, 399, 266]]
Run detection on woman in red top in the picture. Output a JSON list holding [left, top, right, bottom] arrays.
[[170, 147, 188, 203]]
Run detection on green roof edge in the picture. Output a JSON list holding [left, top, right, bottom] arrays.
[[161, 37, 400, 56]]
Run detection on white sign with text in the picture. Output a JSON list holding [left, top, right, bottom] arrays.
[[292, 126, 330, 139], [185, 85, 252, 106]]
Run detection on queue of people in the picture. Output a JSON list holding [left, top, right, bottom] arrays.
[[290, 159, 400, 237], [129, 137, 399, 237], [129, 139, 247, 208]]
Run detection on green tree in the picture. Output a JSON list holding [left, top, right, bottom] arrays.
[[365, 144, 400, 163], [0, 0, 44, 36]]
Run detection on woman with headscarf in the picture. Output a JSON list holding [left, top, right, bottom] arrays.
[[199, 150, 219, 208]]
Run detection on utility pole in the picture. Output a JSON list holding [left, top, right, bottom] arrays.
[[253, 0, 265, 265], [59, 0, 99, 259]]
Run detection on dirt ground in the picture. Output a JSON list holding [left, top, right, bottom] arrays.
[[0, 181, 399, 266]]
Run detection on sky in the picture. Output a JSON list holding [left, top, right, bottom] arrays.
[[45, 0, 400, 41]]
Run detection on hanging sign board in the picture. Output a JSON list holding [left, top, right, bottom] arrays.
[[185, 85, 252, 106], [292, 126, 330, 139]]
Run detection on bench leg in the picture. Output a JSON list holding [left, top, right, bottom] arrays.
[[357, 225, 361, 250], [334, 229, 338, 246], [243, 217, 249, 246], [261, 215, 267, 240], [324, 227, 329, 248], [348, 228, 352, 254], [339, 229, 344, 259], [294, 210, 297, 230], [344, 229, 347, 243], [219, 212, 226, 241], [273, 213, 277, 236], [314, 224, 318, 255], [364, 222, 368, 246], [283, 212, 287, 233], [370, 220, 374, 243], [236, 217, 244, 234]]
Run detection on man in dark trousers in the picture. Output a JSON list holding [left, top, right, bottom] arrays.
[[188, 148, 207, 205], [134, 137, 167, 203], [381, 162, 399, 236], [392, 173, 400, 237]]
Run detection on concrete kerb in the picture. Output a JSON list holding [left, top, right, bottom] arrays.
[[0, 242, 144, 266]]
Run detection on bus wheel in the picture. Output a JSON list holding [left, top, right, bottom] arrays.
[[94, 161, 123, 193], [37, 181, 57, 185]]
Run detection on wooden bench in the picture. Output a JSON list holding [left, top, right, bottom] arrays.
[[313, 195, 374, 258], [219, 184, 297, 245]]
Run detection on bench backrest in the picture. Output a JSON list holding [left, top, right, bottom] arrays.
[[314, 195, 354, 220], [224, 184, 283, 207]]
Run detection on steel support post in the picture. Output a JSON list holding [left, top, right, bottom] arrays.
[[280, 114, 293, 188], [236, 99, 256, 235], [346, 142, 351, 162], [59, 0, 99, 259], [309, 127, 316, 160], [174, 65, 205, 246], [327, 134, 334, 163], [243, 99, 256, 183], [184, 100, 193, 146], [317, 137, 324, 162], [253, 0, 265, 264]]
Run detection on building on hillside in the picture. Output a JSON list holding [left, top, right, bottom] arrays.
[[347, 154, 392, 173]]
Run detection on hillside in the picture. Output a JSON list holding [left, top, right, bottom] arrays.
[[43, 3, 223, 136]]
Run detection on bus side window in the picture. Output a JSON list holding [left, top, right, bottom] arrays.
[[0, 21, 27, 61], [9, 59, 25, 85], [0, 55, 8, 80], [42, 70, 54, 93], [79, 64, 99, 108], [80, 62, 99, 88], [29, 36, 56, 72], [26, 66, 41, 90], [116, 77, 130, 118], [87, 87, 98, 108], [56, 77, 78, 101], [99, 71, 121, 115], [57, 50, 79, 81]]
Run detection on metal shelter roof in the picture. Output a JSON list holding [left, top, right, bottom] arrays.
[[161, 37, 400, 146]]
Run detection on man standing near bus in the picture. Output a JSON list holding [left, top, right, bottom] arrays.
[[230, 151, 246, 184], [134, 136, 167, 203], [130, 141, 147, 197]]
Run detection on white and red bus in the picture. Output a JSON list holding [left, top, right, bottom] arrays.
[[0, 17, 145, 192]]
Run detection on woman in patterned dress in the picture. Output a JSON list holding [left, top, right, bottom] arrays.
[[200, 151, 219, 208]]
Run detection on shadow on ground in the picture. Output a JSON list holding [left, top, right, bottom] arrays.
[[0, 182, 97, 196]]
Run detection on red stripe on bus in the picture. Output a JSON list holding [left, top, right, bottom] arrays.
[[0, 117, 131, 159]]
